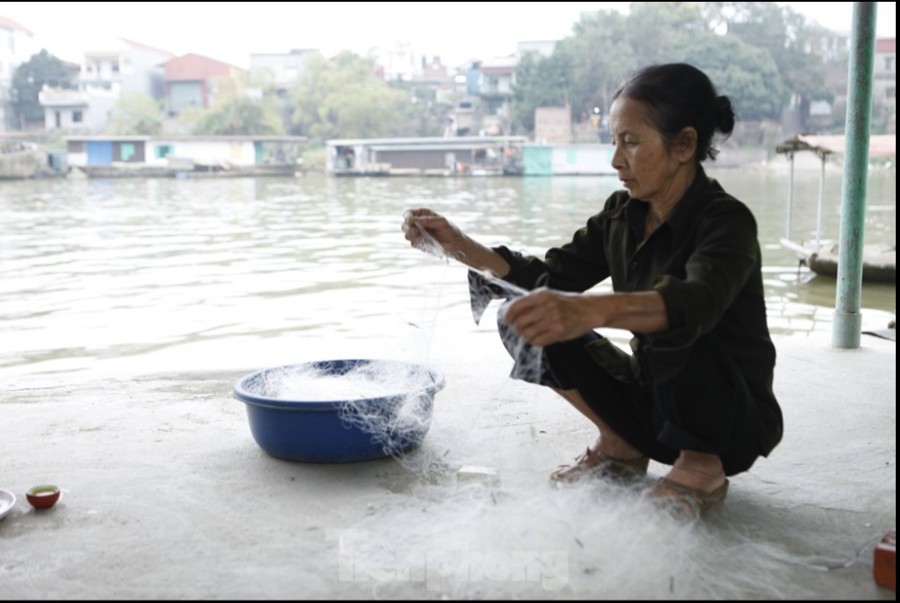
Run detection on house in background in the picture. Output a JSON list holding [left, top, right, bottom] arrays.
[[0, 15, 38, 131], [82, 38, 173, 99], [477, 56, 517, 135], [249, 49, 319, 93], [163, 53, 244, 116], [447, 56, 518, 137], [376, 41, 426, 83], [874, 37, 896, 133], [516, 40, 557, 60], [38, 36, 174, 134], [37, 83, 98, 132], [249, 49, 320, 130]]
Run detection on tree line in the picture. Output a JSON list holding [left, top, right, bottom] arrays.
[[12, 2, 870, 143]]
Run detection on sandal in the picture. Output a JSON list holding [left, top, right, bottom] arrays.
[[644, 476, 729, 521], [550, 447, 650, 484]]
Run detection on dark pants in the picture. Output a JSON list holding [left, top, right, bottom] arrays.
[[499, 326, 765, 476]]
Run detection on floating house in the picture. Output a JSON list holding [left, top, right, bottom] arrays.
[[325, 136, 617, 177], [326, 136, 528, 176], [64, 135, 308, 177]]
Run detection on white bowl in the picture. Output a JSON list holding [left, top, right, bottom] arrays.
[[0, 489, 15, 521]]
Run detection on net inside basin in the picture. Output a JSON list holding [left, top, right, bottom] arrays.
[[233, 359, 446, 463]]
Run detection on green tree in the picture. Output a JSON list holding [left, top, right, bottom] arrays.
[[287, 51, 413, 141], [189, 73, 284, 135], [512, 1, 810, 134], [11, 49, 73, 126], [629, 3, 788, 121], [173, 106, 206, 135], [108, 92, 163, 135], [511, 52, 572, 135], [704, 2, 830, 127], [555, 9, 637, 125], [624, 2, 713, 66], [680, 34, 785, 121], [192, 96, 284, 135], [386, 81, 453, 137]]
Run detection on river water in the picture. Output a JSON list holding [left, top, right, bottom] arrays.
[[0, 163, 895, 380]]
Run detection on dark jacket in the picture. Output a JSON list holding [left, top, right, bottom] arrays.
[[472, 167, 783, 456]]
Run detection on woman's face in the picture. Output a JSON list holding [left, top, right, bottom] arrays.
[[608, 97, 691, 205]]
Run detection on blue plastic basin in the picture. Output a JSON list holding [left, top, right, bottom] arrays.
[[233, 359, 445, 463]]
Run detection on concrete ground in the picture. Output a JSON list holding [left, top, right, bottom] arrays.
[[0, 329, 895, 600]]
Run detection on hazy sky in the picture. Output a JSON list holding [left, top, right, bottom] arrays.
[[2, 2, 896, 68]]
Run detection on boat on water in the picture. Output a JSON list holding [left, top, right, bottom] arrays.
[[775, 133, 896, 284], [0, 140, 66, 180], [781, 238, 895, 284]]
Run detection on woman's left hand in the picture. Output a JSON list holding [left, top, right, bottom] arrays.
[[500, 287, 599, 347]]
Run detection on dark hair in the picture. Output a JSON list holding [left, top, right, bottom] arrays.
[[612, 63, 735, 162]]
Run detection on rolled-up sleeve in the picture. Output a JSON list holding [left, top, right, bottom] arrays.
[[466, 216, 614, 325]]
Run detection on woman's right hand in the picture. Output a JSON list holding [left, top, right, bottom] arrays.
[[402, 208, 511, 276], [401, 208, 466, 259]]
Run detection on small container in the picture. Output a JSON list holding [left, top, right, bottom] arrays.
[[874, 529, 896, 591], [26, 485, 61, 510], [0, 489, 15, 520]]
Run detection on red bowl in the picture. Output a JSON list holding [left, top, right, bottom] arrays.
[[26, 485, 60, 510]]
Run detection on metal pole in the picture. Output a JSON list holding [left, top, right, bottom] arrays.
[[786, 151, 794, 240], [832, 2, 876, 349], [815, 151, 825, 252]]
